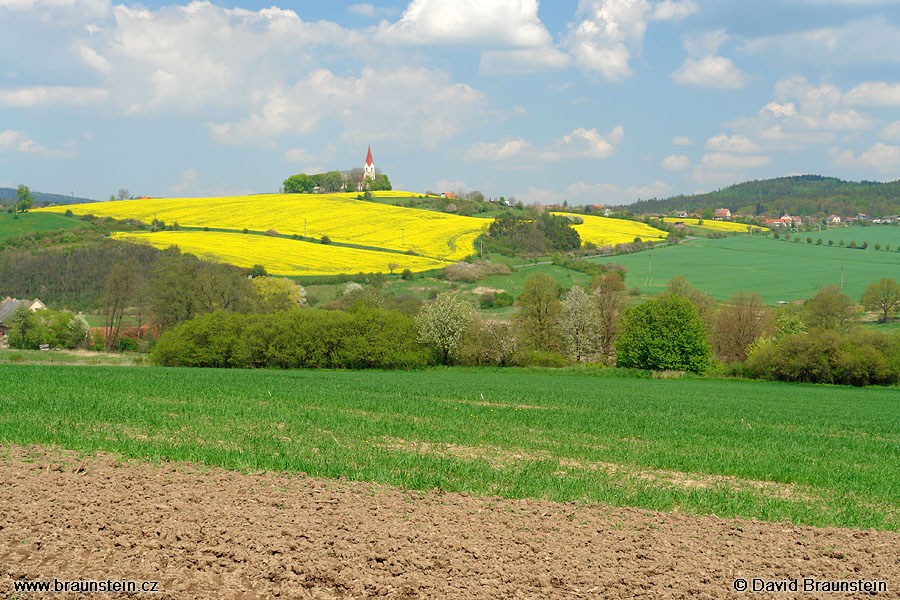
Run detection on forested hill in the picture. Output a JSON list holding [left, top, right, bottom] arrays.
[[621, 176, 900, 217], [0, 187, 97, 207]]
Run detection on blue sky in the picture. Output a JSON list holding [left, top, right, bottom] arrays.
[[2, 0, 900, 204]]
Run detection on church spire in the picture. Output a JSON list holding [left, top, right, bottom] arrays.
[[365, 145, 374, 167]]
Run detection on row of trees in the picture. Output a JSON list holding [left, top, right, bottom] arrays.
[[283, 170, 391, 194]]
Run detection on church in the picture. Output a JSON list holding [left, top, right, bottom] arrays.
[[357, 146, 376, 192]]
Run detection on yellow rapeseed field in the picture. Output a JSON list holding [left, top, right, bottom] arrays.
[[662, 217, 767, 232], [111, 231, 450, 276], [40, 192, 483, 261], [552, 213, 668, 246]]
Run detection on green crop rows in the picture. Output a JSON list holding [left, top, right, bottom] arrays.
[[590, 234, 900, 302], [2, 365, 898, 530]]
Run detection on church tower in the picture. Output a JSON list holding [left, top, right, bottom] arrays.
[[363, 145, 376, 182]]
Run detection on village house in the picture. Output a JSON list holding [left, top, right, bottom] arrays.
[[827, 214, 841, 225], [714, 208, 732, 220], [440, 192, 458, 199], [0, 297, 46, 345]]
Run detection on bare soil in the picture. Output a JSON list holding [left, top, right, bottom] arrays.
[[1, 445, 898, 599]]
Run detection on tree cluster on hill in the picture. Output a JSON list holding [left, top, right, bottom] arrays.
[[486, 213, 581, 255], [620, 175, 900, 218], [283, 170, 391, 194]]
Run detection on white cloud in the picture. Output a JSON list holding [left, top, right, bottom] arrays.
[[376, 0, 553, 47], [464, 138, 531, 161], [480, 47, 571, 75], [210, 66, 485, 147], [434, 179, 469, 194], [348, 3, 376, 17], [672, 30, 746, 89], [556, 178, 673, 205], [0, 86, 108, 107], [705, 133, 760, 153], [844, 82, 900, 106], [565, 0, 695, 81], [741, 16, 900, 68], [701, 152, 771, 170], [169, 168, 198, 194], [552, 125, 624, 159], [830, 142, 900, 172], [672, 56, 746, 89], [86, 3, 367, 115], [671, 135, 694, 146], [881, 121, 900, 140], [661, 153, 690, 171], [0, 129, 77, 158], [466, 125, 624, 165]]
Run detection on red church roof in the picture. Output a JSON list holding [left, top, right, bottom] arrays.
[[365, 145, 374, 166]]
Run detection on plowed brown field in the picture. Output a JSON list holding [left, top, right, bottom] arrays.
[[2, 446, 897, 599]]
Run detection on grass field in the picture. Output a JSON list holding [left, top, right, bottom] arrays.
[[2, 365, 897, 530], [589, 234, 900, 302], [815, 224, 900, 248], [0, 211, 84, 242]]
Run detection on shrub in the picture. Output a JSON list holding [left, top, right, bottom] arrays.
[[828, 239, 834, 246], [242, 228, 249, 234], [444, 260, 512, 282], [264, 229, 279, 236], [401, 268, 413, 280], [321, 235, 331, 244], [615, 294, 710, 373], [494, 291, 514, 307]]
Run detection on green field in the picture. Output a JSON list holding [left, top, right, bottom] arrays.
[[816, 224, 900, 248], [2, 365, 898, 530], [0, 211, 85, 242], [589, 235, 900, 303]]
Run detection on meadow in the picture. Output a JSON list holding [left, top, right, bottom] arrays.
[[589, 234, 900, 302], [2, 364, 897, 530], [111, 230, 450, 276], [0, 211, 85, 242], [552, 212, 667, 245], [38, 192, 484, 262]]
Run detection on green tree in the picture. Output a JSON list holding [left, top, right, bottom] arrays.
[[15, 184, 33, 218], [616, 294, 711, 373], [283, 173, 315, 193], [415, 292, 475, 364], [803, 285, 857, 332], [252, 277, 306, 313], [515, 273, 562, 350], [861, 277, 900, 323], [8, 305, 44, 349]]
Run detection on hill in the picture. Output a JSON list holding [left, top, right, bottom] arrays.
[[621, 175, 900, 217], [0, 187, 97, 207]]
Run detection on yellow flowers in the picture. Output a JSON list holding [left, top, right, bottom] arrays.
[[40, 191, 484, 261], [111, 231, 450, 276], [552, 213, 668, 246], [662, 218, 768, 232]]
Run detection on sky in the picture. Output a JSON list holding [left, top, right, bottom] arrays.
[[2, 0, 900, 205]]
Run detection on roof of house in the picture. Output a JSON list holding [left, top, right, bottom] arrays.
[[0, 299, 25, 325], [365, 145, 374, 167]]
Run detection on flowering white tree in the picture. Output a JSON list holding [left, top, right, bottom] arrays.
[[415, 292, 475, 364], [560, 285, 601, 362]]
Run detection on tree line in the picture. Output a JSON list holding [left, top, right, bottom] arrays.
[[283, 170, 391, 194], [622, 175, 900, 218]]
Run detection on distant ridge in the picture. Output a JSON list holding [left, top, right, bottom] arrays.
[[617, 175, 900, 217], [0, 187, 97, 207]]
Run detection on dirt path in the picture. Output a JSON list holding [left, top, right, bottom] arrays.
[[1, 445, 897, 599]]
